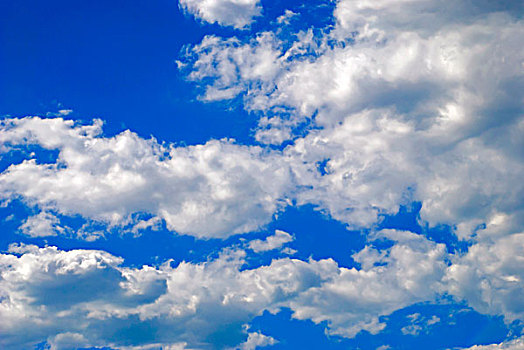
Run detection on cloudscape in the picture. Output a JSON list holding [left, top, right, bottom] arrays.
[[0, 0, 523, 349]]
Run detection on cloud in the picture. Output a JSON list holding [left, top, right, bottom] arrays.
[[287, 229, 448, 337], [445, 232, 524, 322], [0, 117, 292, 239], [179, 0, 261, 29], [1, 0, 523, 347], [182, 0, 524, 236], [0, 230, 520, 349], [5, 0, 523, 244], [0, 243, 336, 349], [19, 211, 63, 237], [461, 336, 524, 350], [400, 313, 440, 336], [0, 230, 456, 349], [248, 229, 293, 252], [234, 331, 277, 350]]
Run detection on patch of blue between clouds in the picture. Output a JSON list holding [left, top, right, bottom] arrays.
[[0, 0, 256, 146], [0, 0, 335, 148], [1, 201, 467, 270], [0, 146, 60, 173]]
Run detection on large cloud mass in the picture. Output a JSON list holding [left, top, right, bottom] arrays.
[[0, 230, 452, 349], [1, 0, 523, 348], [184, 0, 524, 232], [0, 117, 292, 238]]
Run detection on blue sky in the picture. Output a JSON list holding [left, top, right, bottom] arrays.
[[0, 1, 523, 350]]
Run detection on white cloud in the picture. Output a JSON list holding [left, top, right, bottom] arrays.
[[0, 117, 292, 239], [1, 0, 523, 347], [461, 336, 524, 350], [248, 229, 293, 252], [235, 331, 277, 350], [0, 243, 334, 349], [47, 332, 89, 350], [0, 230, 520, 349], [179, 0, 261, 29], [183, 0, 524, 236], [376, 346, 392, 350], [9, 0, 522, 243], [287, 229, 448, 337], [19, 211, 63, 237], [0, 231, 454, 349], [400, 313, 440, 336], [445, 232, 524, 322]]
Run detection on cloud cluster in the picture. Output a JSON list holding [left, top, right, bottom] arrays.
[[446, 232, 524, 322], [248, 229, 293, 252], [179, 0, 261, 29], [0, 117, 291, 238], [174, 1, 524, 345], [462, 336, 524, 350], [1, 0, 523, 348], [183, 0, 524, 233], [0, 243, 329, 349], [0, 230, 454, 349], [286, 230, 448, 337]]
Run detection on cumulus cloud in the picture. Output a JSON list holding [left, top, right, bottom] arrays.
[[19, 211, 63, 237], [461, 336, 524, 350], [445, 232, 524, 322], [0, 243, 329, 349], [182, 0, 524, 235], [287, 229, 448, 337], [234, 331, 277, 350], [0, 230, 520, 349], [0, 230, 457, 349], [0, 117, 292, 238], [179, 0, 261, 29], [248, 229, 293, 252], [1, 0, 523, 348], [6, 0, 522, 243]]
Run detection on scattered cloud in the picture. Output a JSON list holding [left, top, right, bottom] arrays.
[[0, 231, 458, 349], [234, 330, 277, 350], [179, 0, 261, 29], [0, 117, 292, 239], [19, 211, 63, 237], [461, 336, 524, 350], [0, 0, 523, 348], [248, 229, 293, 253]]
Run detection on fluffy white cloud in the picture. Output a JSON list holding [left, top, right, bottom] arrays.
[[1, 0, 523, 347], [248, 229, 293, 252], [183, 0, 524, 236], [5, 0, 522, 243], [19, 211, 63, 237], [445, 232, 524, 322], [0, 117, 292, 238], [285, 107, 524, 231], [179, 0, 261, 29], [287, 229, 448, 337], [0, 230, 455, 349], [0, 243, 332, 349], [233, 331, 277, 350], [461, 336, 524, 350]]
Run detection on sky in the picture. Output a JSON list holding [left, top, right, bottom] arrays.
[[0, 0, 523, 349]]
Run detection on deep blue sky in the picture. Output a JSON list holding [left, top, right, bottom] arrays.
[[1, 0, 255, 143], [0, 0, 333, 144]]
